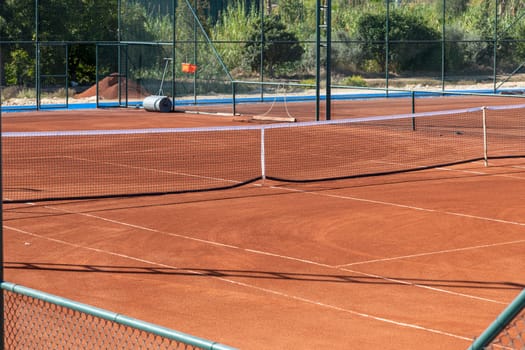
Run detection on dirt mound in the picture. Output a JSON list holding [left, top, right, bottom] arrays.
[[75, 73, 149, 99]]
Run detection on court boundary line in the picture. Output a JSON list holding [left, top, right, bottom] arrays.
[[337, 239, 525, 268], [8, 163, 524, 308], [5, 162, 524, 346], [10, 179, 524, 304], [4, 223, 474, 344], [271, 184, 525, 228]]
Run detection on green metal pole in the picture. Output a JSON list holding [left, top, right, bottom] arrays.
[[193, 0, 197, 104], [96, 44, 99, 108], [0, 76, 4, 350], [441, 0, 445, 91], [65, 44, 69, 108], [118, 0, 121, 42], [315, 0, 321, 121], [260, 0, 264, 102], [325, 0, 331, 121], [385, 0, 390, 96], [182, 0, 232, 82], [35, 0, 40, 111], [124, 44, 128, 107], [117, 0, 121, 107], [468, 289, 525, 350], [117, 51, 122, 106], [171, 0, 176, 111], [492, 0, 498, 93], [494, 10, 525, 90]]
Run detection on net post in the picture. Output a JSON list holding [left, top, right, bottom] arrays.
[[411, 90, 416, 131], [232, 82, 237, 116], [260, 128, 266, 185], [482, 106, 488, 167]]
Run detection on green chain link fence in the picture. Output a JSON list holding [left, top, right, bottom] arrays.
[[468, 289, 525, 350], [2, 282, 236, 350]]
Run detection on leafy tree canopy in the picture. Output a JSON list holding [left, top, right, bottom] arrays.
[[244, 15, 304, 76], [356, 11, 441, 72]]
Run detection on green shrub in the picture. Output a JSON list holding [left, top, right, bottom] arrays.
[[355, 11, 441, 73], [299, 78, 316, 86], [341, 75, 367, 87], [1, 86, 35, 100], [5, 49, 34, 86]]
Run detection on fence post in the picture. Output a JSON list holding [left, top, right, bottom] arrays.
[[0, 83, 4, 350], [482, 106, 488, 167]]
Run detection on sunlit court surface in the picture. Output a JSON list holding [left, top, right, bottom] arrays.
[[3, 101, 525, 349]]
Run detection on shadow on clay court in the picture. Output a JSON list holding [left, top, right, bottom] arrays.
[[4, 161, 524, 222], [5, 262, 525, 291]]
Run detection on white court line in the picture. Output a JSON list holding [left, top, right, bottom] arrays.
[[245, 248, 510, 306], [64, 155, 244, 184], [374, 159, 525, 178], [8, 156, 70, 161], [272, 185, 525, 228], [12, 186, 523, 309], [4, 223, 473, 343], [489, 172, 525, 180], [27, 202, 240, 250], [5, 162, 523, 343], [337, 239, 525, 268], [266, 177, 525, 295], [371, 159, 487, 175], [337, 266, 511, 305]]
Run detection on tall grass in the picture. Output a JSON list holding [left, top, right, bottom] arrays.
[[212, 0, 259, 74]]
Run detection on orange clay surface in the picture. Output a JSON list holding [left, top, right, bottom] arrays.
[[3, 98, 525, 349]]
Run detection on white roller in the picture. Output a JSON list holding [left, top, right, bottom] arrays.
[[143, 95, 172, 113]]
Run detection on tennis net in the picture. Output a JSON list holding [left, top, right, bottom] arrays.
[[3, 104, 525, 203]]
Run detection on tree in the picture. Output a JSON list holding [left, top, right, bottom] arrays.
[[212, 0, 259, 72], [0, 0, 119, 84], [1, 0, 35, 41], [244, 15, 304, 77], [5, 49, 34, 85], [356, 11, 441, 73], [435, 0, 469, 16], [498, 0, 525, 17]]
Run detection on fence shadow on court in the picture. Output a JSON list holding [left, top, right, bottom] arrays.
[[5, 161, 524, 222], [6, 261, 524, 291]]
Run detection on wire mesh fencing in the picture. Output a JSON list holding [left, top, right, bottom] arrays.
[[2, 282, 236, 350]]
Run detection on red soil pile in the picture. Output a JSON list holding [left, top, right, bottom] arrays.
[[75, 73, 148, 99]]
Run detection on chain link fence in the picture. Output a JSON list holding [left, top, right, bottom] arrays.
[[2, 282, 236, 350], [1, 0, 525, 110], [469, 289, 525, 350]]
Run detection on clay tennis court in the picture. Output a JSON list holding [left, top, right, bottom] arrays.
[[3, 96, 525, 349]]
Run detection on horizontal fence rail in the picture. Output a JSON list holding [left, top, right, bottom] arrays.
[[2, 282, 237, 350], [468, 289, 525, 350]]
